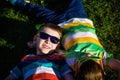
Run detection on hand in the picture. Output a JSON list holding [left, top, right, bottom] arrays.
[[107, 58, 120, 80], [24, 0, 30, 3], [27, 41, 36, 48], [9, 0, 17, 5], [9, 0, 25, 6]]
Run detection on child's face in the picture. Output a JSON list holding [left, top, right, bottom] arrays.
[[36, 27, 61, 55]]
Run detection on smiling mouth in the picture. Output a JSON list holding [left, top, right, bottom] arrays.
[[43, 44, 50, 49]]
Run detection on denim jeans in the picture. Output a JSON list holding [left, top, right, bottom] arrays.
[[65, 0, 88, 19], [24, 0, 88, 24]]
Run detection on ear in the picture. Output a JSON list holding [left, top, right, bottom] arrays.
[[27, 35, 37, 48], [33, 35, 37, 44]]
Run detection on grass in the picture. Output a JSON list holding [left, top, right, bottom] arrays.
[[83, 0, 120, 59], [0, 0, 119, 80], [83, 0, 120, 79]]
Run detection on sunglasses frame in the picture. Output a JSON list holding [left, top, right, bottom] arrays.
[[39, 32, 60, 44]]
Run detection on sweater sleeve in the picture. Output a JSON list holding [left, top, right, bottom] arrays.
[[10, 65, 22, 79], [59, 57, 72, 77]]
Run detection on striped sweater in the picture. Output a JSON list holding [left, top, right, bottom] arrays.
[[58, 18, 112, 70], [10, 53, 71, 80]]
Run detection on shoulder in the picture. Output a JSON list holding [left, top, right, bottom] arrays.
[[21, 54, 36, 61], [52, 52, 65, 59]]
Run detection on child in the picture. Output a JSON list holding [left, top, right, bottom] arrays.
[[76, 60, 105, 80], [9, 0, 120, 79], [5, 23, 75, 80]]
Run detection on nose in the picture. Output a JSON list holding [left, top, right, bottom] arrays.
[[45, 37, 51, 44]]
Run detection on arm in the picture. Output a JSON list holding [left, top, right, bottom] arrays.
[[107, 58, 120, 80], [9, 0, 65, 24], [63, 72, 75, 80], [4, 74, 16, 80]]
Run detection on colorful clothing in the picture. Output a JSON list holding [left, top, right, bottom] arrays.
[[10, 53, 71, 80], [13, 0, 113, 71], [58, 18, 113, 70]]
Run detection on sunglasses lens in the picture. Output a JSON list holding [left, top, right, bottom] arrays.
[[40, 32, 49, 39], [40, 32, 60, 44], [51, 36, 60, 44]]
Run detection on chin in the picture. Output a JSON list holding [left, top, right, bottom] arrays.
[[43, 52, 49, 54], [41, 49, 54, 54], [42, 50, 50, 54]]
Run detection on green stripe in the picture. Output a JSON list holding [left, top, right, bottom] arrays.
[[62, 24, 96, 43], [66, 51, 83, 58], [66, 43, 104, 58], [77, 57, 101, 62], [63, 24, 96, 34], [23, 62, 52, 74]]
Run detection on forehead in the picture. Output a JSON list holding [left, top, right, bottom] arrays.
[[40, 27, 61, 38]]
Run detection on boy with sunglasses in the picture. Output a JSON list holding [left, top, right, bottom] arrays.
[[5, 23, 75, 80], [8, 0, 120, 79]]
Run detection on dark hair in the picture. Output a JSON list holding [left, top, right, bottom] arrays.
[[75, 60, 105, 80]]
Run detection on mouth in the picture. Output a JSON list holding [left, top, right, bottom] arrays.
[[42, 44, 50, 49]]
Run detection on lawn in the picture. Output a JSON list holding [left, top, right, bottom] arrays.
[[0, 0, 119, 79]]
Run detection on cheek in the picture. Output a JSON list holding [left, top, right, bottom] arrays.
[[51, 44, 58, 50], [36, 39, 43, 48]]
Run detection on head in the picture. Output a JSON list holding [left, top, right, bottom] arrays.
[[34, 23, 63, 55], [75, 60, 105, 80]]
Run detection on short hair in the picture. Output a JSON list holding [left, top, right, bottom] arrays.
[[37, 23, 63, 38], [75, 60, 105, 80]]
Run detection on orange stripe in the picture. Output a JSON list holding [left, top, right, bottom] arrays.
[[63, 22, 94, 29], [65, 37, 103, 50], [27, 73, 59, 80]]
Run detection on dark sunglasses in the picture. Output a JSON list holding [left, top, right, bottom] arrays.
[[39, 32, 60, 44]]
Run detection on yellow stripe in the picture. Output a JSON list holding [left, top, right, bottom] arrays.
[[65, 37, 103, 50], [63, 22, 94, 29]]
